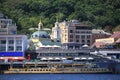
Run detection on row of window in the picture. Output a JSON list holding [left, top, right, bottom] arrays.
[[69, 30, 91, 34], [69, 39, 90, 43], [0, 20, 12, 25], [0, 40, 22, 44], [69, 35, 91, 39], [0, 46, 22, 51]]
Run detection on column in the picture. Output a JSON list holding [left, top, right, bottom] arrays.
[[22, 37, 24, 52], [6, 37, 8, 52], [14, 37, 16, 52]]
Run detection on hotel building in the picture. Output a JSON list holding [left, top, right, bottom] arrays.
[[59, 20, 92, 49]]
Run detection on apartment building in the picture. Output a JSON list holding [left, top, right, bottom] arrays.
[[59, 20, 92, 49]]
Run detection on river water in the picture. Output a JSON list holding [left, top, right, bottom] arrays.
[[0, 74, 120, 80]]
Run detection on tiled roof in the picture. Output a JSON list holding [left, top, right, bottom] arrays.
[[92, 29, 111, 35], [110, 31, 120, 38]]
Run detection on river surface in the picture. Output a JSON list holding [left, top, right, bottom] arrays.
[[0, 74, 120, 80]]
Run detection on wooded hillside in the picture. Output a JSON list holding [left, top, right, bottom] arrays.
[[0, 0, 120, 34]]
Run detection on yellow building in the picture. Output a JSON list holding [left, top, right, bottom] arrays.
[[96, 38, 114, 44], [59, 20, 92, 49]]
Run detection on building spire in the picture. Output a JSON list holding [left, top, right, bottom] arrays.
[[38, 18, 43, 31]]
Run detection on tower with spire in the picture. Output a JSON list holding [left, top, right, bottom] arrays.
[[51, 18, 61, 42], [38, 18, 43, 31]]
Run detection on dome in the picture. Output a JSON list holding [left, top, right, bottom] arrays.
[[31, 30, 49, 38]]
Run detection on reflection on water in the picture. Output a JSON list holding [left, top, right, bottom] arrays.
[[0, 74, 120, 80]]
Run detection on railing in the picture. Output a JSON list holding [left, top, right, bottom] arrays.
[[36, 49, 91, 53]]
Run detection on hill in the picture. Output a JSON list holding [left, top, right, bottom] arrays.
[[0, 0, 120, 34]]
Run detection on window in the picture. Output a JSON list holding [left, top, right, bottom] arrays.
[[87, 35, 91, 39], [70, 30, 73, 33], [87, 40, 90, 43], [76, 35, 79, 38], [8, 46, 14, 51], [82, 40, 85, 42], [0, 46, 6, 51], [81, 35, 85, 39], [16, 40, 22, 44], [8, 40, 14, 44], [16, 46, 22, 51], [70, 35, 73, 38], [76, 40, 79, 42], [70, 39, 73, 42], [0, 40, 6, 44]]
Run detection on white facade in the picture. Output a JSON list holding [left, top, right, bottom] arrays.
[[51, 21, 61, 41], [0, 35, 27, 52]]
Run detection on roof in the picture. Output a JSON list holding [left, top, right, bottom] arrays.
[[116, 38, 120, 43], [39, 38, 61, 46], [31, 30, 49, 38], [110, 31, 120, 38], [92, 29, 111, 35]]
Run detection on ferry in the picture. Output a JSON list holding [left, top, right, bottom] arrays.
[[4, 67, 112, 74]]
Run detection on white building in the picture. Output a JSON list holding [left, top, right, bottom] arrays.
[[0, 35, 28, 60], [51, 21, 61, 41]]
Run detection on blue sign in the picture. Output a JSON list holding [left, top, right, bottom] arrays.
[[0, 52, 24, 57]]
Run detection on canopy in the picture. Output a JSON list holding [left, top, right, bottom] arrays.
[[48, 57, 53, 60], [55, 57, 60, 60], [74, 57, 80, 60], [61, 57, 66, 60], [81, 57, 87, 60], [87, 57, 94, 60], [41, 57, 47, 60]]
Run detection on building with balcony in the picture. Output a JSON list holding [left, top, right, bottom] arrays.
[[0, 35, 27, 60], [59, 20, 92, 49]]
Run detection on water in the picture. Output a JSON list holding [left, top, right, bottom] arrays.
[[0, 74, 120, 80]]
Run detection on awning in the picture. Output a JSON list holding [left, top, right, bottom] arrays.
[[81, 57, 87, 60], [41, 57, 47, 60], [87, 57, 94, 60], [55, 57, 60, 60], [48, 57, 53, 60], [0, 57, 4, 60], [61, 57, 66, 60], [0, 57, 25, 60]]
